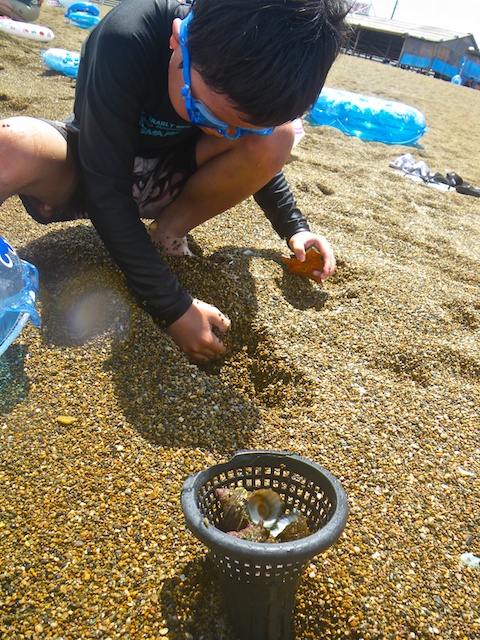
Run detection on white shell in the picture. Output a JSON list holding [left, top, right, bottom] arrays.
[[246, 489, 284, 528], [460, 552, 480, 569], [269, 511, 300, 538]]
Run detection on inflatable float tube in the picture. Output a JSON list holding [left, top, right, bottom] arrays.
[[42, 47, 80, 77], [306, 87, 427, 146], [0, 236, 41, 357], [65, 2, 100, 29], [0, 16, 54, 42]]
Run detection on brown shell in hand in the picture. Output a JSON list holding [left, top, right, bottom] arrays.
[[281, 247, 325, 283]]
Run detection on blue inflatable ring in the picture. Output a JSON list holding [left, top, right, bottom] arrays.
[[65, 2, 101, 29], [0, 236, 41, 357], [306, 87, 428, 146]]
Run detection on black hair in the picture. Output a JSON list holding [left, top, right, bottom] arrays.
[[187, 0, 350, 127]]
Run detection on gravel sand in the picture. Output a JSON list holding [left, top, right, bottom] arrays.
[[1, 6, 479, 639]]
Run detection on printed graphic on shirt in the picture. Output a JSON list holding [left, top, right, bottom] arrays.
[[139, 112, 190, 137]]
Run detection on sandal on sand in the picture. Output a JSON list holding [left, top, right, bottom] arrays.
[[389, 157, 480, 196], [431, 172, 457, 187], [455, 183, 480, 197], [443, 172, 480, 196], [446, 172, 463, 186]]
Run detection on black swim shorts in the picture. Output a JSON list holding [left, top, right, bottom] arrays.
[[20, 119, 198, 225]]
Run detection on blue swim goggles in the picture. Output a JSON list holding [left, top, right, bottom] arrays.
[[179, 12, 274, 140]]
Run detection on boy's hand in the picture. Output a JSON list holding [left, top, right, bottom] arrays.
[[288, 231, 336, 281], [166, 299, 231, 363]]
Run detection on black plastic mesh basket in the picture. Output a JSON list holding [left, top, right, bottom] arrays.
[[181, 450, 348, 640]]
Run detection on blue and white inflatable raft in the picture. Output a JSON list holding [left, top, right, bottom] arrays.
[[306, 87, 428, 146], [0, 16, 54, 42], [42, 48, 80, 78], [0, 236, 41, 356], [64, 2, 101, 29]]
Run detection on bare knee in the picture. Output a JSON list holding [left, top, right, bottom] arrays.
[[243, 122, 295, 175], [0, 117, 76, 205], [0, 118, 33, 198], [0, 0, 41, 21]]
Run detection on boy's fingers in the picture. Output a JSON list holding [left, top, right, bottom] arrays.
[[211, 311, 231, 333]]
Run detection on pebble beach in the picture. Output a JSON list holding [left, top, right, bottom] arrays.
[[1, 5, 479, 639]]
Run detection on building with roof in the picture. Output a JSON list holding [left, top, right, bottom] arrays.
[[345, 14, 479, 82]]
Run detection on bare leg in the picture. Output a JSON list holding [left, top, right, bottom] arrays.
[[148, 122, 295, 254], [0, 116, 294, 261], [0, 116, 77, 208], [147, 220, 193, 256], [0, 0, 41, 22]]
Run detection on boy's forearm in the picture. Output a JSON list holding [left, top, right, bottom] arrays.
[[253, 171, 310, 242]]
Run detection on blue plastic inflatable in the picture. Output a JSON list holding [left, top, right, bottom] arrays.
[[0, 236, 41, 356], [65, 2, 101, 29], [42, 48, 80, 78], [306, 87, 428, 146]]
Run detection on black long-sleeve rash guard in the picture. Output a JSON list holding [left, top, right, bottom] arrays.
[[73, 0, 310, 327]]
